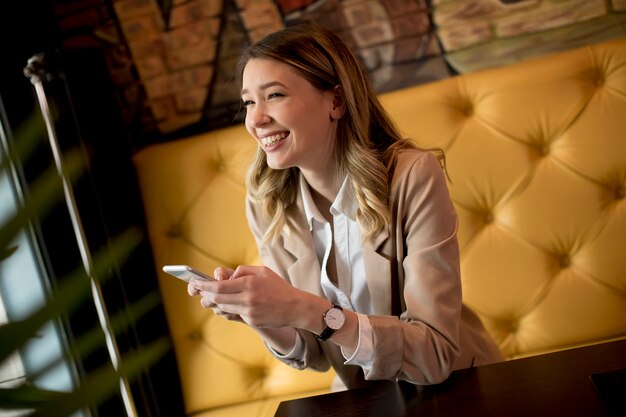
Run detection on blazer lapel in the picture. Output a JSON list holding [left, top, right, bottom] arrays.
[[282, 189, 395, 311], [287, 252, 322, 296], [283, 196, 324, 297]]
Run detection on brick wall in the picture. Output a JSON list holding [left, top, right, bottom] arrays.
[[113, 0, 221, 133], [433, 0, 626, 73], [107, 0, 286, 135], [50, 0, 626, 142]]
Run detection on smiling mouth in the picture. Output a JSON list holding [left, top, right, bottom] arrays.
[[260, 132, 288, 147]]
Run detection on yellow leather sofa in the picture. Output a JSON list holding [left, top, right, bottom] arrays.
[[132, 36, 626, 417]]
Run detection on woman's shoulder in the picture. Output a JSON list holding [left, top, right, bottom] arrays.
[[389, 148, 452, 211], [394, 148, 443, 176]]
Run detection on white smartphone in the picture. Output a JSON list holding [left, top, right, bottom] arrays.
[[162, 265, 214, 282]]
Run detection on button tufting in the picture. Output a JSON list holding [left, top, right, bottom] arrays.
[[594, 72, 605, 87], [616, 186, 625, 200], [540, 144, 550, 156], [166, 224, 182, 238], [484, 211, 494, 224], [456, 101, 474, 117], [249, 366, 268, 380], [559, 255, 571, 268], [189, 331, 202, 341]]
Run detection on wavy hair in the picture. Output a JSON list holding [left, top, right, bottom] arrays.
[[238, 24, 428, 242]]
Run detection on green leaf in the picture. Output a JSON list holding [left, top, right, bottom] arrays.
[[26, 291, 162, 383], [29, 338, 170, 417], [0, 111, 45, 175], [0, 245, 18, 262], [0, 384, 64, 408], [0, 227, 142, 363], [0, 337, 169, 414], [0, 149, 84, 260], [1, 113, 165, 414]]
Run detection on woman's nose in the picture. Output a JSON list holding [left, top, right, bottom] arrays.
[[248, 105, 271, 128]]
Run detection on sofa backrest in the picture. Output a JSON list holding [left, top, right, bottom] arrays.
[[132, 126, 335, 414], [379, 36, 626, 359], [133, 36, 626, 414]]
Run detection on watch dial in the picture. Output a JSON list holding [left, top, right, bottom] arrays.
[[326, 308, 345, 330]]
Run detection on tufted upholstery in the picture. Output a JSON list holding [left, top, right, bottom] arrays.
[[131, 125, 335, 417], [380, 36, 626, 359], [133, 36, 626, 417]]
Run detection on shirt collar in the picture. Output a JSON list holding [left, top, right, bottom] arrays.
[[299, 174, 358, 231]]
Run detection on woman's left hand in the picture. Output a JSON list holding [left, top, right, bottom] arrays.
[[190, 265, 306, 329]]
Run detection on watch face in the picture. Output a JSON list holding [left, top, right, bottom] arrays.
[[325, 307, 345, 330]]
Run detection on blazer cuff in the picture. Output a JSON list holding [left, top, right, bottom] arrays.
[[265, 332, 307, 370]]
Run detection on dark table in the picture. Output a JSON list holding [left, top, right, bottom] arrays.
[[275, 339, 626, 417]]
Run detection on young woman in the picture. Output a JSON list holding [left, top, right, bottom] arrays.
[[188, 24, 503, 388]]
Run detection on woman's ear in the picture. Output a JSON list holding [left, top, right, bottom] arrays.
[[330, 85, 346, 120]]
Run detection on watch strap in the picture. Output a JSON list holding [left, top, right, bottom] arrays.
[[316, 325, 335, 341]]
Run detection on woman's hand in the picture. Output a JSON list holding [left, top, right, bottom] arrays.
[[188, 266, 243, 322], [187, 264, 359, 355], [188, 265, 309, 329]]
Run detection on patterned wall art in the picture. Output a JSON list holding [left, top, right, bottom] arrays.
[[50, 0, 626, 143]]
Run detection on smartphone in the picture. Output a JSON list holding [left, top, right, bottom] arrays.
[[162, 265, 214, 282]]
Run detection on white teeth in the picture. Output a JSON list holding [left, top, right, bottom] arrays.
[[261, 132, 288, 147]]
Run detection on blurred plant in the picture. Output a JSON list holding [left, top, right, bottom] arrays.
[[0, 113, 168, 416]]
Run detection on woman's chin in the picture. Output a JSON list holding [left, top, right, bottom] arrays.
[[267, 161, 291, 170]]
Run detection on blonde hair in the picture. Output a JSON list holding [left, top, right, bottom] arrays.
[[238, 24, 426, 243]]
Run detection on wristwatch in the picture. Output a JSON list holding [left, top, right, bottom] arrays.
[[316, 304, 345, 341]]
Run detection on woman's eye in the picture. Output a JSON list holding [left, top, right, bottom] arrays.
[[267, 93, 283, 100], [242, 99, 254, 107]]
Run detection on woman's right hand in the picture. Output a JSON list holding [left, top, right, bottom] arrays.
[[188, 266, 244, 322]]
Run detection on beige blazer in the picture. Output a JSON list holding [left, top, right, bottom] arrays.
[[246, 149, 503, 388]]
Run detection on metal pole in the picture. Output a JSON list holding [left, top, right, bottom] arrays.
[[24, 53, 138, 417]]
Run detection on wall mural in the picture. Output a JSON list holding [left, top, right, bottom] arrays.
[[50, 0, 626, 145]]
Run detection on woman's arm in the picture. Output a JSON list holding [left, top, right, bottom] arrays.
[[365, 151, 463, 384], [188, 264, 360, 354]]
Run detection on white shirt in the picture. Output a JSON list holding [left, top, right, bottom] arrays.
[[273, 175, 374, 370]]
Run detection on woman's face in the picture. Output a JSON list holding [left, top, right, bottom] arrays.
[[241, 58, 343, 175]]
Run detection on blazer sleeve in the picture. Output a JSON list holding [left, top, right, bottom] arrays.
[[365, 151, 463, 384]]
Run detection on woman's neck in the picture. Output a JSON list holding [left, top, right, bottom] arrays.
[[301, 168, 341, 208], [300, 155, 342, 201]]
